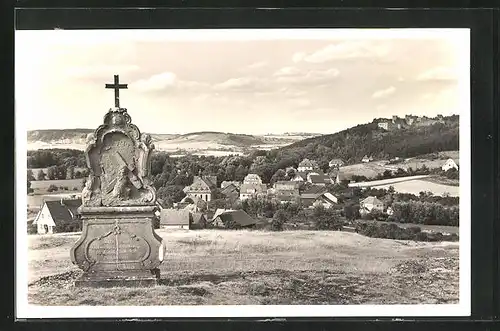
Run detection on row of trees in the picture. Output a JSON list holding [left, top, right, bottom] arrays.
[[27, 149, 86, 169], [27, 166, 89, 181]]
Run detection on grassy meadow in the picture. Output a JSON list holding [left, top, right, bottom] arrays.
[[28, 229, 459, 306]]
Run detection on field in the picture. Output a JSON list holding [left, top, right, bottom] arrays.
[[27, 178, 83, 210], [348, 175, 459, 197], [27, 229, 459, 306], [30, 179, 83, 190]]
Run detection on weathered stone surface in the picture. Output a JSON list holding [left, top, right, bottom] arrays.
[[71, 102, 164, 287]]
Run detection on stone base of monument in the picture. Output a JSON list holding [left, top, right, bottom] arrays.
[[74, 269, 160, 288], [71, 206, 165, 288]]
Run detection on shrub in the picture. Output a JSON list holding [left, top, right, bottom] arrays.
[[271, 210, 287, 231], [355, 221, 457, 242], [47, 184, 58, 192]]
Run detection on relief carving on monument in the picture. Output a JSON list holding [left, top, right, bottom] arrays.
[[82, 108, 156, 207]]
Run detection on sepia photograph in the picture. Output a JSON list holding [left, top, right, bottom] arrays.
[[15, 28, 470, 318]]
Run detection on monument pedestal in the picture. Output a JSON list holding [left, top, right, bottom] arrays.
[[71, 206, 165, 288]]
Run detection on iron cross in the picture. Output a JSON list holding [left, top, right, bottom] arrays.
[[105, 75, 128, 108]]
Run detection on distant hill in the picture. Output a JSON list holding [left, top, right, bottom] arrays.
[[278, 115, 459, 166], [26, 129, 301, 152]]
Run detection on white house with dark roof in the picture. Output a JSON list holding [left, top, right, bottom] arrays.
[[243, 173, 263, 185], [297, 158, 318, 172], [32, 198, 81, 234], [183, 175, 217, 202], [441, 158, 459, 172], [313, 192, 339, 209], [307, 173, 333, 186], [360, 196, 384, 214], [328, 158, 345, 168]]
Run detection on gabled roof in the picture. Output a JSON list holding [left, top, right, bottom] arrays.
[[211, 208, 235, 222], [329, 158, 345, 164], [308, 173, 332, 184], [318, 192, 338, 204], [214, 210, 256, 227], [185, 176, 217, 193], [221, 180, 241, 189], [293, 171, 308, 180], [243, 174, 263, 184], [336, 171, 354, 181], [221, 183, 239, 195], [274, 181, 300, 189], [361, 196, 383, 205], [160, 209, 191, 226], [38, 199, 81, 224], [191, 212, 206, 225]]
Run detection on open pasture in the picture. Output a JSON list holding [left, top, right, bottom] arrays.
[[27, 229, 459, 306]]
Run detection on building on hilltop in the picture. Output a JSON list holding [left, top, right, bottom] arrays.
[[441, 158, 459, 171], [361, 155, 373, 163], [297, 158, 319, 172], [183, 175, 217, 202], [32, 198, 82, 234]]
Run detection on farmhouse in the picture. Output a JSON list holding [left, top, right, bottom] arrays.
[[32, 198, 81, 235], [336, 172, 354, 184], [160, 209, 207, 229], [180, 195, 208, 212], [300, 186, 329, 207], [297, 158, 318, 172], [183, 175, 217, 202], [312, 192, 339, 209], [307, 173, 333, 186], [442, 158, 459, 171], [239, 183, 267, 200], [328, 158, 345, 168], [360, 196, 384, 213], [211, 209, 257, 229], [243, 173, 263, 185]]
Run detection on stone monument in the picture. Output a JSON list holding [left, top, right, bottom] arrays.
[[70, 74, 165, 287]]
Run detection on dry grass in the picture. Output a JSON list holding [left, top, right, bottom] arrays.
[[27, 229, 459, 306]]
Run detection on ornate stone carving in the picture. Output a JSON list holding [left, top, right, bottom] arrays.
[[82, 107, 156, 207]]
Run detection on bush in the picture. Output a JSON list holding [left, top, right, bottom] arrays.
[[312, 205, 343, 230], [355, 221, 458, 242], [47, 184, 58, 192], [271, 210, 287, 231]]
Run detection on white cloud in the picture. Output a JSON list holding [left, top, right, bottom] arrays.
[[416, 66, 457, 81], [213, 76, 265, 92], [299, 41, 391, 63], [273, 66, 302, 77], [130, 72, 177, 92], [246, 61, 269, 70], [66, 64, 140, 80], [274, 67, 340, 85], [292, 52, 306, 63], [372, 86, 396, 99]]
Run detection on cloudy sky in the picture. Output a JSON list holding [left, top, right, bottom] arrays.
[[15, 29, 469, 135]]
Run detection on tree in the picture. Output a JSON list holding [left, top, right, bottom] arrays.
[[47, 184, 58, 192], [156, 185, 186, 203], [271, 210, 287, 231], [66, 166, 75, 179], [27, 169, 35, 181], [46, 166, 57, 180], [36, 169, 45, 181], [27, 180, 34, 194], [270, 169, 287, 185]]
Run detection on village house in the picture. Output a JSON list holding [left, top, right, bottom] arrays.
[[328, 158, 345, 168], [183, 175, 217, 202], [160, 209, 207, 229], [361, 155, 373, 163], [291, 171, 309, 182], [386, 206, 394, 216], [243, 173, 263, 185], [179, 195, 208, 212], [312, 192, 339, 209], [300, 186, 329, 208], [360, 196, 384, 214], [274, 188, 300, 204], [32, 198, 82, 235], [210, 209, 257, 229], [441, 158, 459, 171], [239, 183, 268, 200], [297, 158, 319, 172], [307, 173, 333, 186], [273, 180, 300, 191]]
